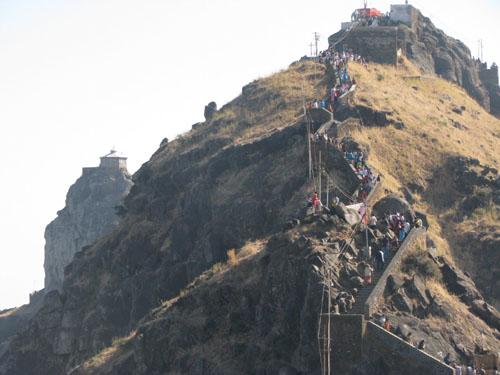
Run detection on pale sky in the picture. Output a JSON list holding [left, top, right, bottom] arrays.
[[0, 0, 498, 310]]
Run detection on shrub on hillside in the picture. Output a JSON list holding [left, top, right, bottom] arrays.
[[227, 249, 238, 267], [402, 251, 441, 281]]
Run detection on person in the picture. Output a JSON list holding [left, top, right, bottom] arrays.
[[333, 196, 340, 206], [398, 226, 406, 242], [404, 220, 411, 234], [369, 215, 378, 228], [312, 192, 320, 212], [375, 249, 385, 271], [415, 218, 423, 228], [378, 314, 386, 326], [364, 264, 373, 286], [418, 339, 425, 350], [346, 294, 354, 310], [338, 297, 347, 313], [444, 353, 452, 366], [403, 331, 413, 345], [477, 369, 486, 375], [465, 366, 475, 375], [383, 318, 392, 332], [455, 365, 462, 375]]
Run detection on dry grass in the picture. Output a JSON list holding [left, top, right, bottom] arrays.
[[350, 58, 499, 184], [237, 238, 268, 259], [82, 330, 137, 371], [345, 57, 500, 263], [155, 60, 326, 164], [0, 308, 18, 319], [425, 282, 498, 348], [226, 249, 238, 267]]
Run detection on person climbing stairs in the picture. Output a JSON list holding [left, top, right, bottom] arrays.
[[350, 254, 392, 315]]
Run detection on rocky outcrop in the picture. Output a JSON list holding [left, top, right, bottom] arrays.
[[372, 194, 414, 222], [329, 7, 499, 116], [44, 160, 133, 292], [426, 156, 499, 308], [204, 101, 218, 121]]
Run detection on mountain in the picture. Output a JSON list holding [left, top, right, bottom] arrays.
[[0, 5, 499, 375]]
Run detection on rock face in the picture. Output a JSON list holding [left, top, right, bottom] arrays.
[[44, 155, 133, 292]]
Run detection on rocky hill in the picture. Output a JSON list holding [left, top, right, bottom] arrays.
[[328, 5, 500, 117], [1, 13, 499, 375], [44, 156, 133, 292]]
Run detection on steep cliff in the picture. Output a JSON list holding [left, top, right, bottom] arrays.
[[44, 158, 133, 292]]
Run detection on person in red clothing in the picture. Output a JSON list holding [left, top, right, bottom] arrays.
[[312, 192, 320, 213]]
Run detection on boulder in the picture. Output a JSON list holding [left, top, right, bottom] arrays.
[[428, 296, 454, 320], [405, 276, 430, 306], [441, 260, 482, 304], [160, 138, 169, 148], [204, 101, 218, 121], [470, 300, 500, 331], [386, 274, 405, 295], [334, 203, 362, 225], [392, 289, 413, 313], [372, 195, 415, 222]]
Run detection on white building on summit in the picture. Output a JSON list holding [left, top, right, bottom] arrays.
[[99, 149, 128, 170]]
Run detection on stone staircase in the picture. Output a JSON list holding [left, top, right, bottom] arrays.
[[350, 273, 380, 314], [350, 255, 392, 315]]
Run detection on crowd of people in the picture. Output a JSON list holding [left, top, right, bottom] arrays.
[[334, 289, 357, 314], [308, 133, 380, 206], [322, 50, 365, 106], [302, 38, 497, 375], [341, 145, 380, 203], [306, 50, 365, 113], [443, 356, 494, 375]]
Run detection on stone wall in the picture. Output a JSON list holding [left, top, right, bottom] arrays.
[[332, 27, 400, 65], [364, 227, 427, 318], [479, 63, 499, 89], [365, 322, 454, 375], [100, 158, 127, 170], [331, 314, 365, 374], [321, 146, 362, 194]]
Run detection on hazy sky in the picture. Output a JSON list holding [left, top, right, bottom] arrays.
[[0, 0, 498, 309]]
